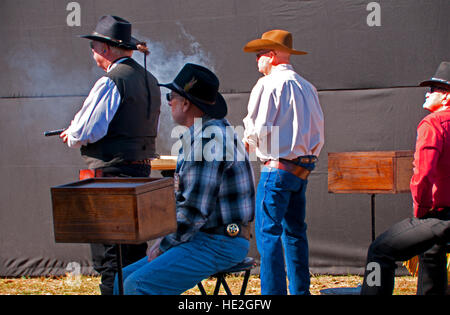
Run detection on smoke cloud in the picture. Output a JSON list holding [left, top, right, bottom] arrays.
[[132, 22, 216, 154], [134, 22, 215, 84]]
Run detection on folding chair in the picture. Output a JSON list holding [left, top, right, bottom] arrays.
[[197, 257, 256, 295]]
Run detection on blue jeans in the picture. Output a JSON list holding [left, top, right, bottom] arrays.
[[255, 159, 315, 295], [113, 232, 249, 295]]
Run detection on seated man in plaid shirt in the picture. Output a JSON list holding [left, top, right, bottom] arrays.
[[114, 63, 255, 295]]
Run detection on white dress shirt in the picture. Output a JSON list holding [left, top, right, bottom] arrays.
[[65, 59, 128, 148], [243, 64, 324, 161]]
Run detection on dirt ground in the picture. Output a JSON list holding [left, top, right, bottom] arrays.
[[0, 274, 419, 295]]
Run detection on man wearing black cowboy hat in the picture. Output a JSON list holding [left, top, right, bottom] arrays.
[[361, 62, 450, 295], [114, 64, 255, 295], [59, 15, 161, 295]]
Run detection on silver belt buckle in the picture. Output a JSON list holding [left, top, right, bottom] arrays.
[[226, 223, 240, 237]]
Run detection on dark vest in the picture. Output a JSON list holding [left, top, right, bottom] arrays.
[[81, 58, 161, 169]]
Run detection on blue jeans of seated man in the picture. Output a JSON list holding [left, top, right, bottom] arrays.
[[256, 158, 315, 295], [113, 232, 249, 295]]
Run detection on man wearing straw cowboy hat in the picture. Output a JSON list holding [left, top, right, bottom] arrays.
[[114, 63, 255, 295], [60, 15, 161, 295], [242, 30, 324, 295], [361, 62, 450, 295]]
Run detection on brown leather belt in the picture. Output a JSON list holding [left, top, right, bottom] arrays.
[[264, 160, 311, 180], [282, 156, 317, 164], [201, 224, 250, 241]]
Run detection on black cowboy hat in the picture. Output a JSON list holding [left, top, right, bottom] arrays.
[[159, 63, 228, 119], [79, 15, 140, 50], [419, 61, 450, 90]]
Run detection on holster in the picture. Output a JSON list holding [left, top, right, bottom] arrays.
[[79, 169, 103, 180]]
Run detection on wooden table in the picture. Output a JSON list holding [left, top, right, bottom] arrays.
[[328, 151, 414, 241], [151, 155, 178, 171]]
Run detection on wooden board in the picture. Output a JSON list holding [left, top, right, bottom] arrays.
[[51, 177, 176, 244], [150, 155, 177, 170], [328, 151, 414, 194]]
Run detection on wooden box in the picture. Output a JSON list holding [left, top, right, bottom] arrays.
[[51, 177, 176, 244], [328, 151, 414, 194]]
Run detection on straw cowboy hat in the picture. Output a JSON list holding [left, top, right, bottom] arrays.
[[159, 63, 228, 119], [243, 29, 307, 55], [419, 61, 450, 90], [80, 15, 141, 50]]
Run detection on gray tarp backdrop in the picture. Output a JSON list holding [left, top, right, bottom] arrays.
[[0, 0, 449, 276]]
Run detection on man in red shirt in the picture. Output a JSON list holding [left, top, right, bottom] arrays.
[[361, 62, 450, 295]]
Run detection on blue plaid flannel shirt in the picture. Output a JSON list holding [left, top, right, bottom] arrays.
[[160, 118, 255, 252]]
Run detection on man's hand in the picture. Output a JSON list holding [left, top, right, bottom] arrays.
[[244, 140, 256, 154], [60, 130, 69, 144], [147, 238, 163, 262], [245, 141, 250, 154]]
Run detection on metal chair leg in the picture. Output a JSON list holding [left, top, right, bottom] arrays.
[[197, 282, 207, 295], [221, 277, 233, 295], [213, 276, 223, 295], [240, 270, 251, 295]]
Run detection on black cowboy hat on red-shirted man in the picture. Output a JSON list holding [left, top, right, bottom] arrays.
[[159, 63, 228, 119], [79, 15, 141, 50], [419, 61, 450, 91]]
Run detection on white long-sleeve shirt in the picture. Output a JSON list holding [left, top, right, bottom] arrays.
[[243, 64, 325, 161], [65, 59, 127, 148]]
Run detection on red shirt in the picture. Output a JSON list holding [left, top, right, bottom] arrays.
[[410, 108, 450, 218]]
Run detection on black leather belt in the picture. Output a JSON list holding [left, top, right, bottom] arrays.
[[201, 223, 250, 240], [423, 207, 450, 220], [123, 159, 153, 166]]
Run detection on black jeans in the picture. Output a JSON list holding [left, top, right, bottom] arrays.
[[90, 163, 150, 295], [361, 209, 449, 295]]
